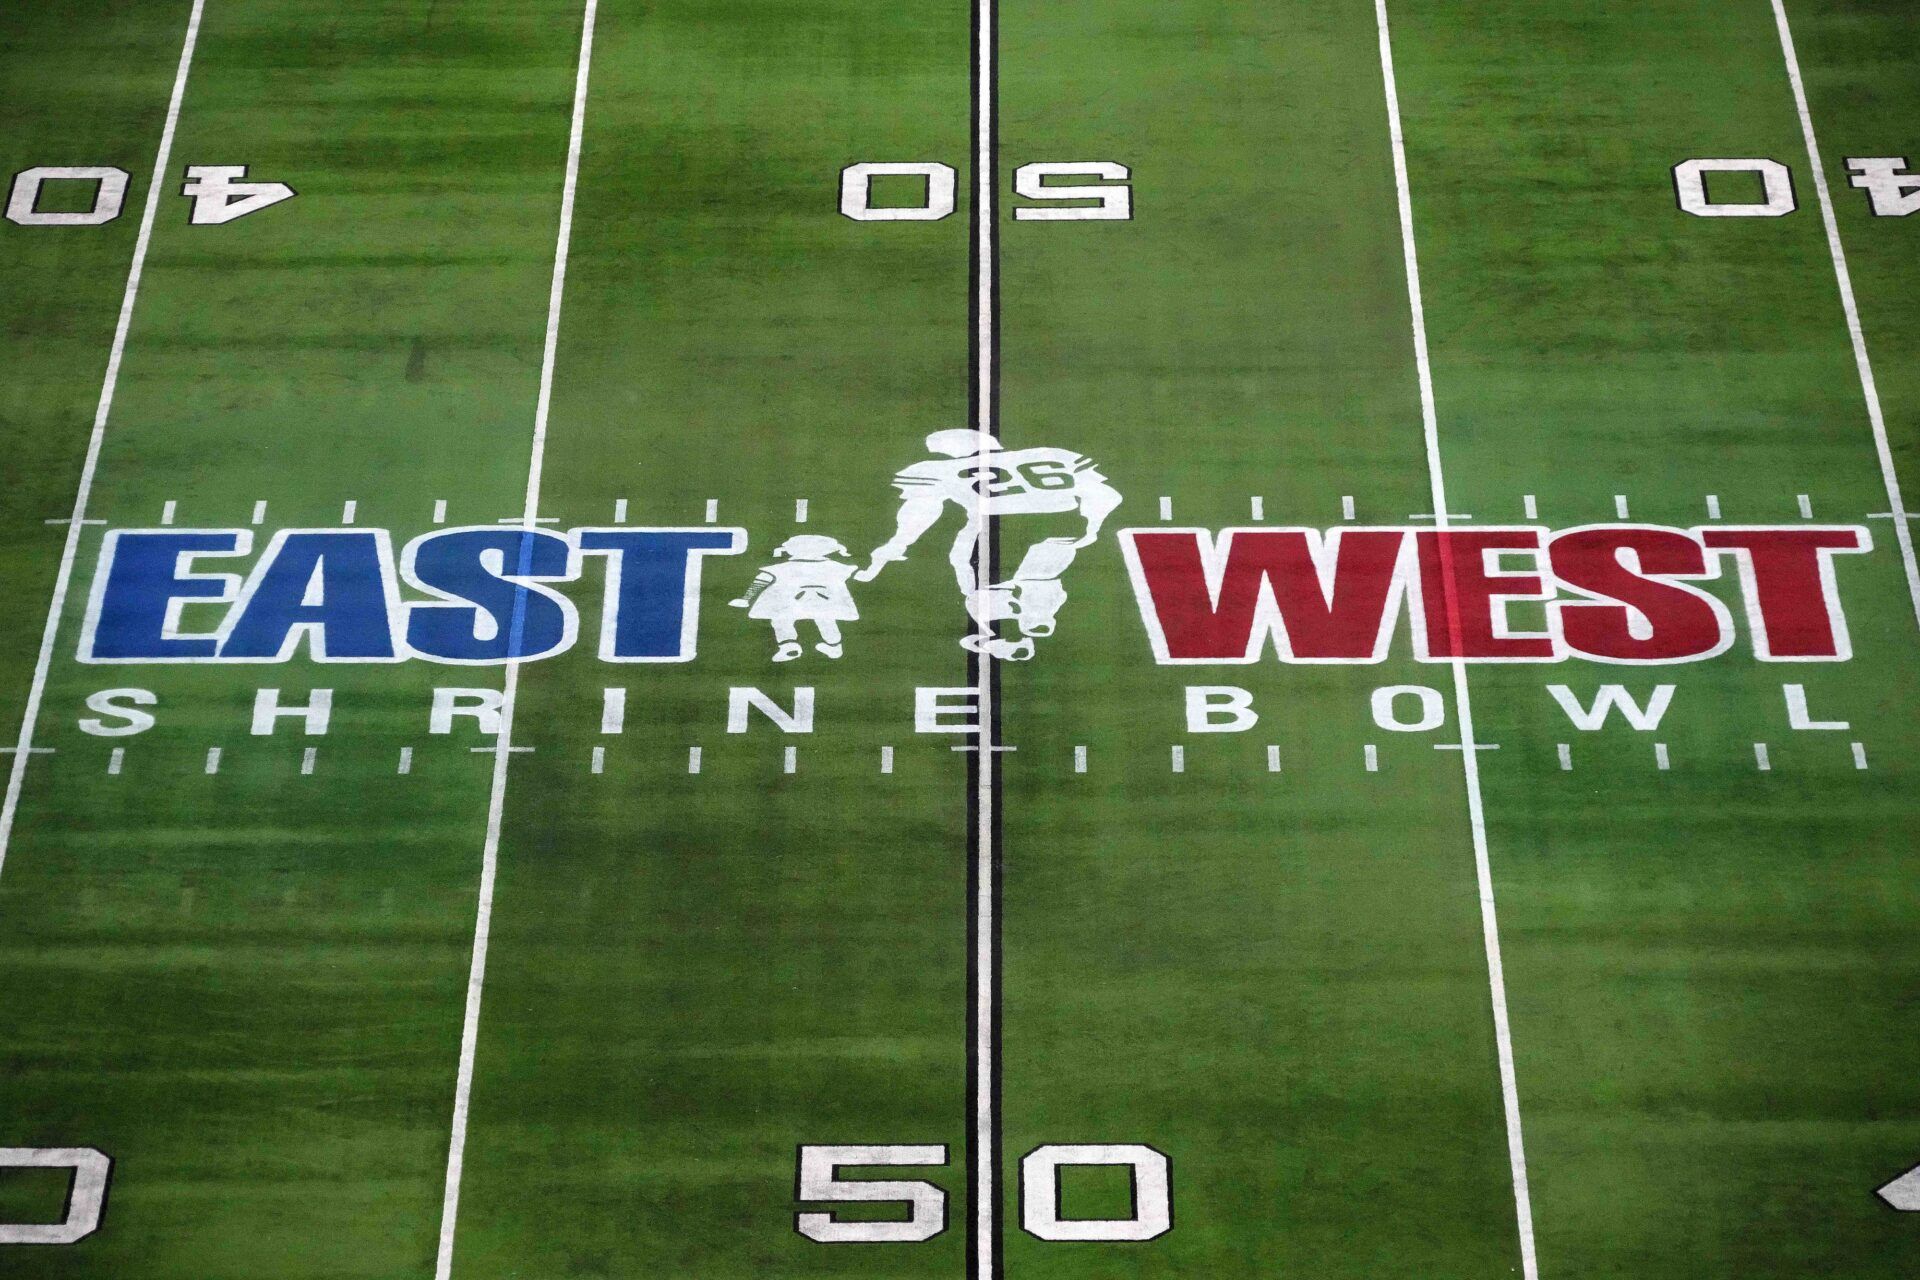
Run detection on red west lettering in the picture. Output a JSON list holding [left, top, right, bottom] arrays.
[[1699, 526, 1870, 659], [1548, 527, 1728, 662], [1416, 529, 1555, 660]]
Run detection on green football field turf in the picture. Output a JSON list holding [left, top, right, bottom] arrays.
[[1, 0, 1918, 1276]]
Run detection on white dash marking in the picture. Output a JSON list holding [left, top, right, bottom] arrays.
[[613, 498, 628, 523], [107, 748, 125, 776], [204, 746, 221, 775], [1250, 496, 1265, 521], [398, 747, 414, 775], [1073, 744, 1087, 774], [1754, 742, 1772, 771], [704, 499, 718, 523], [1706, 494, 1722, 519], [1654, 742, 1670, 771], [794, 498, 809, 523], [1158, 496, 1172, 521], [688, 745, 702, 774], [250, 499, 268, 525], [1613, 494, 1629, 519], [783, 745, 797, 774], [432, 499, 448, 524], [1796, 493, 1813, 519], [1522, 494, 1538, 520], [159, 500, 177, 525], [1364, 743, 1379, 772], [1266, 744, 1282, 773], [1170, 745, 1185, 773], [340, 500, 357, 524], [300, 746, 317, 775], [881, 745, 894, 774], [1341, 494, 1356, 521], [1556, 743, 1572, 771], [590, 745, 604, 774], [1851, 741, 1868, 770]]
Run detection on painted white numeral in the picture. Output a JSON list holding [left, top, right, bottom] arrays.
[[1020, 1143, 1171, 1242], [182, 165, 296, 225], [6, 167, 129, 226], [839, 163, 956, 222], [1847, 157, 1920, 217], [1673, 158, 1796, 217], [0, 1147, 111, 1245], [795, 1144, 947, 1242], [1012, 162, 1132, 221]]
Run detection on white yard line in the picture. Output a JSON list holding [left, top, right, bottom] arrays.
[[970, 0, 999, 1270], [1372, 5, 1540, 1278], [0, 0, 208, 888], [433, 3, 599, 1277], [1768, 0, 1920, 631]]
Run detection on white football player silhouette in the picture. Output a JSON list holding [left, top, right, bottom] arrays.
[[855, 429, 1122, 659]]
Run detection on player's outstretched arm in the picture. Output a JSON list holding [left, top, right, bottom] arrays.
[[856, 493, 944, 580]]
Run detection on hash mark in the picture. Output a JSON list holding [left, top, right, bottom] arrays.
[[881, 745, 894, 774], [1613, 494, 1629, 519], [340, 500, 357, 524], [1796, 493, 1813, 518], [204, 746, 221, 775], [704, 499, 718, 523], [398, 746, 413, 775], [1341, 495, 1356, 520], [1267, 744, 1281, 772], [1158, 496, 1172, 521], [613, 498, 628, 523], [107, 748, 124, 776], [1754, 742, 1772, 771], [783, 745, 797, 774], [432, 500, 448, 524], [1523, 494, 1539, 520], [1073, 744, 1087, 774], [250, 500, 268, 526], [591, 745, 604, 774], [1852, 741, 1869, 770], [794, 498, 809, 524], [1654, 742, 1670, 771], [1556, 742, 1572, 771], [160, 500, 177, 525], [688, 746, 702, 774], [301, 746, 317, 775], [1170, 745, 1185, 773], [1364, 743, 1378, 772], [1706, 494, 1722, 519], [1250, 496, 1265, 521]]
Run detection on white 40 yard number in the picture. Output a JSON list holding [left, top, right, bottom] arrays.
[[796, 1143, 1172, 1243], [840, 162, 1132, 222], [5, 164, 294, 227]]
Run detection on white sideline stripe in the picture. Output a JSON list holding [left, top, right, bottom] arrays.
[[0, 0, 206, 889], [1373, 6, 1539, 1279], [1771, 0, 1920, 631], [435, 5, 598, 1278]]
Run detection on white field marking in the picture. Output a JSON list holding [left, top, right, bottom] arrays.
[[590, 745, 604, 774], [1250, 495, 1265, 521], [1170, 744, 1185, 773], [1772, 0, 1920, 630], [1556, 743, 1572, 771], [783, 745, 797, 774], [613, 497, 627, 523], [1342, 494, 1357, 520], [1754, 742, 1772, 771], [1267, 743, 1282, 772], [159, 499, 177, 525], [1158, 495, 1172, 520], [106, 748, 124, 776], [1374, 6, 1539, 1278], [969, 0, 999, 1270], [300, 747, 317, 776], [1613, 494, 1629, 519], [1410, 509, 1473, 521], [1796, 493, 1813, 518], [1706, 494, 1722, 519], [703, 498, 718, 522], [204, 747, 221, 775], [436, 5, 598, 1278], [1364, 743, 1379, 772], [1522, 494, 1538, 520], [1852, 741, 1869, 769], [880, 745, 893, 774], [687, 745, 702, 774], [250, 499, 268, 525], [340, 499, 357, 524], [1073, 744, 1087, 774], [1436, 740, 1500, 752], [794, 498, 809, 523], [398, 746, 414, 775], [0, 0, 206, 887], [432, 499, 449, 524], [1654, 742, 1671, 771]]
